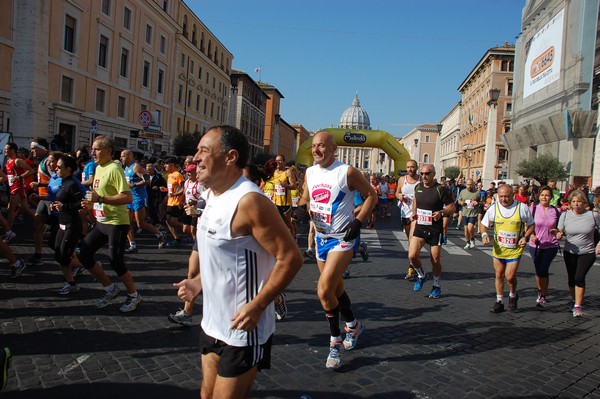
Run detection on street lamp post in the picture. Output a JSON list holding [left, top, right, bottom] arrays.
[[414, 138, 419, 163]]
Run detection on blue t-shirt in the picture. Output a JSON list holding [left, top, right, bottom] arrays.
[[354, 190, 364, 207], [82, 161, 96, 184], [47, 174, 63, 202], [124, 162, 147, 199]]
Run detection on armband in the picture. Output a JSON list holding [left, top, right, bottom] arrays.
[[481, 232, 489, 237]]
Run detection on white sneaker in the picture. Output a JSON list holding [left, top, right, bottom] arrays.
[[58, 282, 80, 295], [325, 342, 344, 369], [3, 231, 16, 243], [119, 293, 142, 312], [463, 242, 471, 250], [95, 285, 121, 308], [469, 240, 475, 249]]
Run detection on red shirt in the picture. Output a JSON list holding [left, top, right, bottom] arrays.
[[514, 194, 528, 204]]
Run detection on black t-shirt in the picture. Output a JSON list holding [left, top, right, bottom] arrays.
[[414, 182, 454, 233], [56, 176, 84, 225]]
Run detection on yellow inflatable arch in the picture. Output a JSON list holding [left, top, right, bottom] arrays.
[[295, 128, 412, 177]]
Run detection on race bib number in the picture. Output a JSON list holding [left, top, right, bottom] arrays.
[[275, 184, 286, 196], [416, 208, 433, 225], [167, 184, 173, 195], [310, 201, 332, 231], [465, 199, 474, 209], [265, 192, 274, 201], [401, 196, 413, 213], [497, 231, 518, 248], [292, 197, 299, 207], [93, 203, 107, 222]]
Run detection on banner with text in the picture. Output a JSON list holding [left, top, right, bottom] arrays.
[[523, 8, 564, 98]]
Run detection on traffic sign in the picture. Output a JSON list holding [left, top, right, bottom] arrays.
[[90, 119, 98, 133], [139, 110, 152, 127]]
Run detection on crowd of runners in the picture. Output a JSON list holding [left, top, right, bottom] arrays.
[[3, 126, 599, 398]]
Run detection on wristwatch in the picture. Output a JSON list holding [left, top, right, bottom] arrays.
[[98, 196, 104, 204]]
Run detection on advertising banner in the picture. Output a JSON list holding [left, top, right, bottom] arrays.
[[523, 8, 564, 98]]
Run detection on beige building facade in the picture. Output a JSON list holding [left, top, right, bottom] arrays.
[[3, 0, 232, 156], [457, 44, 513, 185], [399, 124, 440, 169], [229, 70, 267, 159], [435, 102, 461, 177]]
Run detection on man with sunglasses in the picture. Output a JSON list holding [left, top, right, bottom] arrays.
[[409, 164, 455, 298]]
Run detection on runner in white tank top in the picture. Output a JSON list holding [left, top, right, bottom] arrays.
[[173, 126, 303, 397], [299, 131, 377, 370], [396, 160, 420, 280]]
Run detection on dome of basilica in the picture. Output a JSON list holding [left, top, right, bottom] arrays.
[[339, 95, 371, 130]]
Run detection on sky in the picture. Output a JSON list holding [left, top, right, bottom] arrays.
[[187, 0, 525, 138]]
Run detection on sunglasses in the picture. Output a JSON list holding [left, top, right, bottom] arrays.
[[420, 172, 432, 176]]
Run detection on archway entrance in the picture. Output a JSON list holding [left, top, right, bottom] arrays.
[[295, 128, 411, 177]]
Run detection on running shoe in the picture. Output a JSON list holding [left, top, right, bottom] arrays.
[[25, 254, 43, 266], [469, 239, 475, 249], [125, 246, 138, 254], [58, 282, 80, 295], [428, 285, 442, 299], [443, 234, 448, 245], [491, 300, 505, 313], [3, 231, 16, 244], [325, 341, 344, 369], [413, 273, 429, 291], [1, 347, 11, 392], [9, 260, 26, 279], [342, 269, 351, 279], [168, 309, 192, 326], [274, 292, 288, 321], [165, 239, 181, 248], [119, 293, 143, 313], [508, 294, 519, 311], [404, 266, 417, 281], [463, 242, 471, 250], [359, 242, 369, 261], [157, 232, 165, 249], [135, 228, 142, 234], [305, 247, 315, 259], [536, 296, 546, 308], [343, 320, 364, 350], [572, 306, 583, 317], [95, 285, 121, 309]]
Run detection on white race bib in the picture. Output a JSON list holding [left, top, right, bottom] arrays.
[[310, 201, 333, 232], [275, 184, 286, 196], [93, 203, 107, 222], [497, 231, 518, 248], [416, 208, 433, 225]]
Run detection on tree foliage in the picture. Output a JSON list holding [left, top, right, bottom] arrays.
[[444, 166, 460, 180], [173, 132, 202, 156], [514, 153, 568, 186]]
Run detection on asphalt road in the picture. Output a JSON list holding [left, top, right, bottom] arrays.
[[1, 211, 600, 398]]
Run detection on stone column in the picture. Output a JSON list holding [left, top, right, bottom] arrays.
[[11, 0, 49, 146], [482, 101, 499, 186]]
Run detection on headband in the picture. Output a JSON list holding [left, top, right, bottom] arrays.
[[30, 142, 46, 151]]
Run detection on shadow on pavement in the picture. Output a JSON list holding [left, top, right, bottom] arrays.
[[2, 382, 197, 399]]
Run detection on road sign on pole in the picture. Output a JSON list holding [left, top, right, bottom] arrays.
[[139, 110, 152, 127]]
